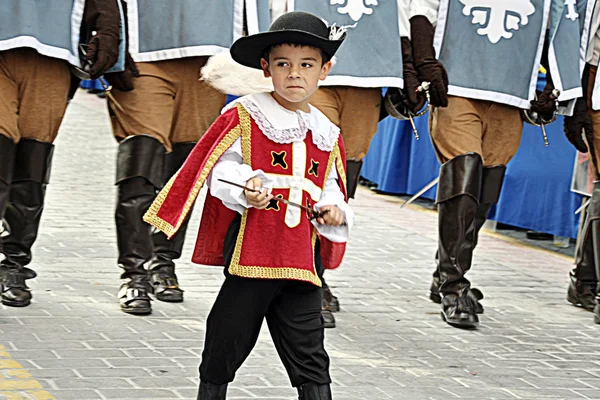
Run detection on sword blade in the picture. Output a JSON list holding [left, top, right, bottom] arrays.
[[217, 179, 315, 214], [575, 198, 591, 215], [401, 177, 439, 208]]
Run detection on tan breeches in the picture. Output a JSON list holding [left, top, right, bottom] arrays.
[[110, 56, 227, 152], [429, 96, 524, 166], [0, 48, 71, 144], [309, 86, 382, 160]]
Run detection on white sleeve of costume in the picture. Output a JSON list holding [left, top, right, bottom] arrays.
[[409, 0, 440, 25], [207, 138, 272, 214], [311, 167, 354, 243]]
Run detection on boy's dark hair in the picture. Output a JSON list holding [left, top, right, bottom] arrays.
[[261, 43, 330, 66]]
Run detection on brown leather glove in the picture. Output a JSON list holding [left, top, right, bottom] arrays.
[[105, 53, 139, 92], [410, 16, 448, 107], [564, 96, 593, 153], [530, 77, 557, 121], [83, 0, 121, 79], [401, 37, 426, 114], [104, 0, 139, 92]]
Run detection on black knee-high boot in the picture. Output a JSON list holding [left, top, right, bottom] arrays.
[[436, 153, 483, 328], [149, 142, 196, 303], [569, 183, 599, 311], [1, 139, 53, 307], [585, 182, 600, 323], [345, 159, 363, 199], [115, 135, 165, 315], [430, 165, 505, 314], [0, 135, 15, 241]]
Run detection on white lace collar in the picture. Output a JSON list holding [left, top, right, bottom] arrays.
[[222, 92, 340, 151]]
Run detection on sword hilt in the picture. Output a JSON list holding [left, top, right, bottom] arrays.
[[416, 81, 431, 110], [309, 208, 347, 226], [309, 209, 329, 220]]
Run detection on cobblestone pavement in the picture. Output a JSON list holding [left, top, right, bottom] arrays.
[[1, 91, 600, 400]]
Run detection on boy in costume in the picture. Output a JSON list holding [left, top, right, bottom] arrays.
[[144, 11, 353, 400]]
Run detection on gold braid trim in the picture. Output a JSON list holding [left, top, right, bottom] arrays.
[[229, 210, 322, 287], [229, 263, 322, 287], [144, 176, 178, 236], [333, 143, 347, 194], [239, 104, 252, 165], [143, 117, 243, 237], [323, 144, 336, 192]]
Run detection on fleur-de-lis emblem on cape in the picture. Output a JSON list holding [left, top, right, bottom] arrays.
[[459, 0, 536, 44], [330, 0, 379, 22], [565, 0, 579, 22]]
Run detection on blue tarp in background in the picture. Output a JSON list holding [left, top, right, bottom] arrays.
[[80, 79, 104, 91], [363, 114, 583, 238]]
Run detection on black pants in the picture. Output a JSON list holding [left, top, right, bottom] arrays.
[[199, 215, 330, 387]]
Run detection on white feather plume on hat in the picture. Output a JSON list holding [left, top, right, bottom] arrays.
[[199, 52, 274, 96], [199, 51, 337, 96]]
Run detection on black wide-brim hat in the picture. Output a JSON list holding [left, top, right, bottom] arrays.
[[230, 11, 346, 69]]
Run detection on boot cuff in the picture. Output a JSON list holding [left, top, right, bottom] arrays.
[[436, 153, 483, 204]]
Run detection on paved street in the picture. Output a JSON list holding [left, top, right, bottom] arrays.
[[1, 91, 600, 400]]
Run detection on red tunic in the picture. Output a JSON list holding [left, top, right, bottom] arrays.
[[144, 103, 348, 287]]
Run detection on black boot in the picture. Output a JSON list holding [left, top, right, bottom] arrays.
[[430, 165, 505, 314], [321, 297, 336, 329], [149, 142, 196, 303], [345, 159, 363, 199], [1, 139, 53, 307], [321, 278, 337, 329], [0, 135, 15, 216], [437, 153, 483, 328], [197, 380, 227, 400], [584, 182, 600, 323], [568, 271, 596, 311], [115, 135, 165, 315], [297, 382, 332, 400], [322, 282, 340, 312], [568, 197, 598, 311], [0, 135, 16, 241]]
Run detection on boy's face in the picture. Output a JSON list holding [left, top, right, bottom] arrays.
[[260, 44, 332, 111]]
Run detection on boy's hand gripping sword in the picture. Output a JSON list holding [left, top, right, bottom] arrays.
[[217, 179, 331, 220]]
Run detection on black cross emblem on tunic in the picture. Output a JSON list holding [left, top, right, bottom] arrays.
[[266, 194, 283, 211], [271, 151, 288, 169], [308, 160, 319, 177], [305, 198, 313, 219]]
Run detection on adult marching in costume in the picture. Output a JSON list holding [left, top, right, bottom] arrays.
[[410, 0, 580, 328], [145, 12, 353, 399], [107, 1, 246, 315], [563, 0, 600, 323], [0, 0, 122, 307]]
